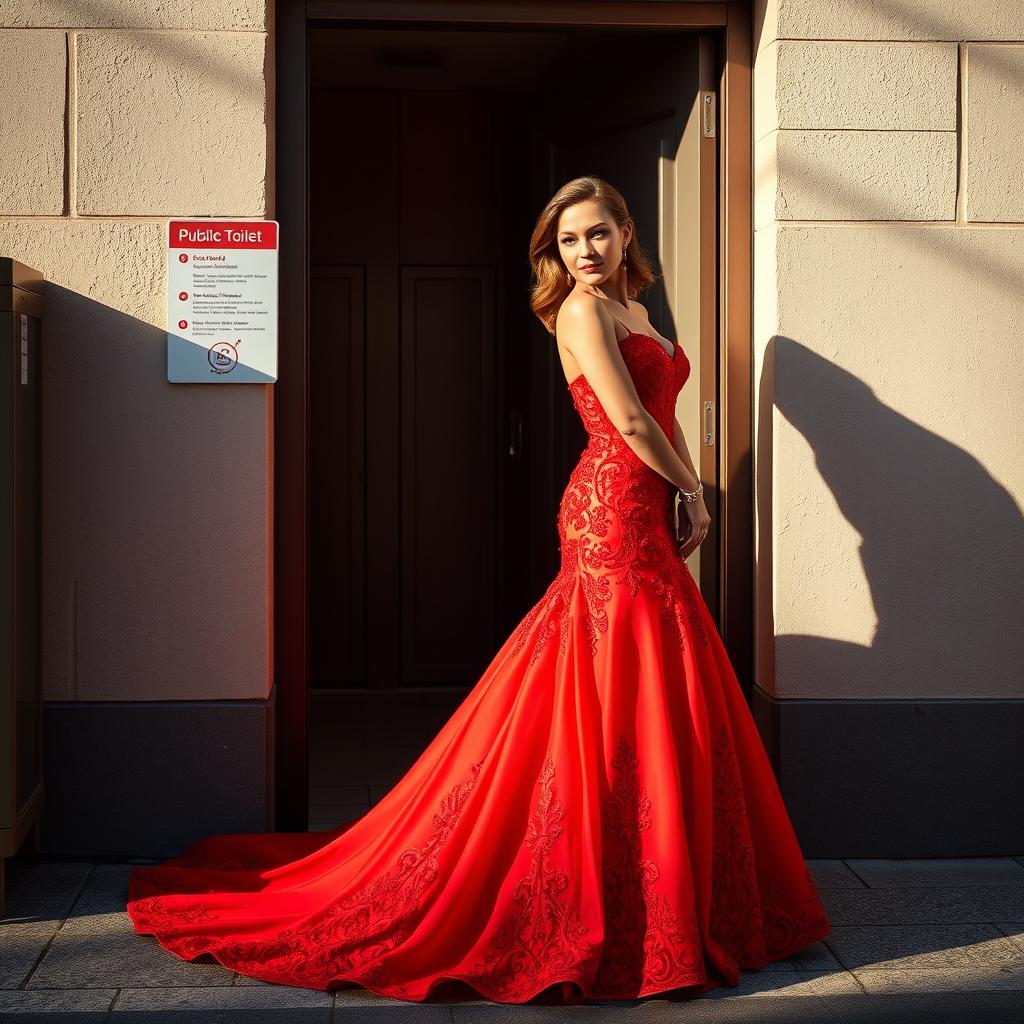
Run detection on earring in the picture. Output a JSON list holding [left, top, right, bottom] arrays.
[[567, 272, 573, 286]]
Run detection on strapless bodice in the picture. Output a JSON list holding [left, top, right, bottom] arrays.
[[554, 332, 692, 654], [567, 331, 689, 444]]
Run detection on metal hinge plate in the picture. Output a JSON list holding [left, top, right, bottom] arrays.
[[702, 91, 716, 138]]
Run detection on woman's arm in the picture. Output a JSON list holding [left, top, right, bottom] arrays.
[[671, 412, 711, 553], [670, 414, 699, 490], [557, 300, 700, 493], [617, 412, 700, 493]]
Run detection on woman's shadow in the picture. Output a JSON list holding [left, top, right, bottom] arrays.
[[760, 337, 1024, 853], [765, 336, 1024, 697]]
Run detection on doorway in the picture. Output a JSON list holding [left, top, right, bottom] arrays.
[[275, 2, 752, 831]]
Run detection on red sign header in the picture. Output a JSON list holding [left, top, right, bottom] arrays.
[[168, 220, 278, 249]]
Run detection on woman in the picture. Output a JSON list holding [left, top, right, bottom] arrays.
[[127, 176, 832, 1004]]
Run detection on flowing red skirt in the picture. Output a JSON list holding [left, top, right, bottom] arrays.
[[127, 555, 831, 1003]]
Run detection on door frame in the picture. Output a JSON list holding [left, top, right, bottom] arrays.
[[274, 0, 752, 829]]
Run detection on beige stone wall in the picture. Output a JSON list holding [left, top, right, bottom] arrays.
[[754, 2, 1024, 699], [0, 2, 273, 701]]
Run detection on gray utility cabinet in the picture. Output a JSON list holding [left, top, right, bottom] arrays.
[[0, 257, 43, 915]]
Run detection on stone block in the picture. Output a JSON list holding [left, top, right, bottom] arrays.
[[756, 129, 956, 225], [76, 31, 268, 215], [965, 44, 1024, 222], [0, 30, 65, 214], [755, 40, 956, 137], [0, 0, 266, 31], [757, 0, 1024, 51]]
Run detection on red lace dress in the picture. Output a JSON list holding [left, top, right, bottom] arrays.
[[127, 330, 832, 1003]]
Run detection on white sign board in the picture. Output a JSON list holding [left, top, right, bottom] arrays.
[[166, 219, 278, 382]]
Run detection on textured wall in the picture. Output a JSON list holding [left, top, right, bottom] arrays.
[[0, 3, 273, 701], [754, 2, 1024, 699]]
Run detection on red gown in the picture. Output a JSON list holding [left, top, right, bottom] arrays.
[[127, 329, 832, 1003]]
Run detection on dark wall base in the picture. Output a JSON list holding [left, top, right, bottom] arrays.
[[40, 686, 275, 859], [752, 686, 1024, 857], [35, 685, 1023, 859]]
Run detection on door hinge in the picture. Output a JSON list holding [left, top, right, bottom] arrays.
[[702, 91, 716, 138], [703, 400, 715, 446]]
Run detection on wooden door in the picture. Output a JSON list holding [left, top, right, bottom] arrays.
[[529, 32, 720, 607], [306, 30, 720, 690], [277, 5, 751, 830], [308, 75, 513, 690]]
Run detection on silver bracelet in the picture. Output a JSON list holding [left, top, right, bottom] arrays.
[[679, 481, 703, 503]]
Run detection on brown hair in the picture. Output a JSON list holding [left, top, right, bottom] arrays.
[[528, 176, 660, 335]]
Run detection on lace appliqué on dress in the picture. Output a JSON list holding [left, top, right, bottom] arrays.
[[509, 334, 709, 665], [471, 733, 704, 1001], [130, 762, 486, 990], [708, 723, 831, 972], [591, 734, 705, 998], [469, 750, 594, 999]]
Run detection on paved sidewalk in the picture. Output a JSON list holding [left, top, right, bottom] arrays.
[[2, 857, 1024, 1022]]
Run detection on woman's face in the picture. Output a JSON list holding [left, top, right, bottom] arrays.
[[557, 200, 631, 286]]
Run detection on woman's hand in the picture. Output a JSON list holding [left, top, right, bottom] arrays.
[[677, 493, 711, 559]]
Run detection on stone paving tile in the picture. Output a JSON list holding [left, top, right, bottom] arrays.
[[852, 965, 1024, 993], [450, 997, 837, 1022], [4, 862, 94, 898], [823, 990, 1024, 1024], [1, 894, 79, 924], [785, 938, 845, 971], [736, 957, 797, 971], [1, 896, 77, 990], [450, 1006, 628, 1023], [333, 1003, 453, 1021], [235, 975, 475, 1021], [231, 966, 280, 986], [844, 858, 1024, 887], [331, 987, 451, 1009], [0, 987, 115, 1019], [26, 908, 236, 989], [10, 856, 1024, 1022], [66, 865, 138, 917], [700, 968, 861, 998], [819, 885, 1024, 926], [994, 922, 1024, 954], [69, 892, 131, 917], [75, 865, 134, 899], [824, 923, 1022, 972], [810, 860, 870, 889], [111, 985, 332, 1022]]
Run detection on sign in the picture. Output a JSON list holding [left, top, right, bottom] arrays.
[[166, 219, 278, 382]]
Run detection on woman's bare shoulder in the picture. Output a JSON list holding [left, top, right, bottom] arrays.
[[555, 292, 608, 342]]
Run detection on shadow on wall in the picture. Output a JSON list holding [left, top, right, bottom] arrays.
[[760, 336, 1024, 698], [38, 280, 270, 703]]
